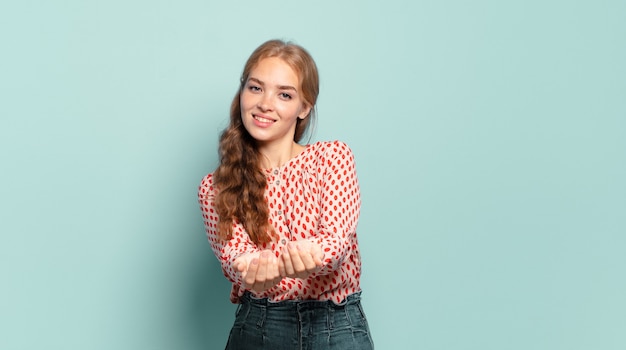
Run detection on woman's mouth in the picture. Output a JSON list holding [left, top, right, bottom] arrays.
[[252, 114, 276, 127], [254, 115, 275, 123]]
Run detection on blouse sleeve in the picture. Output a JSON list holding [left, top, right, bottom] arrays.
[[198, 174, 259, 286], [312, 141, 362, 275]]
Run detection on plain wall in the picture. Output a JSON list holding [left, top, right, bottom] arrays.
[[1, 0, 625, 349]]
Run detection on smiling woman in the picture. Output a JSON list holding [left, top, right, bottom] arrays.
[[240, 57, 311, 154], [198, 39, 375, 349]]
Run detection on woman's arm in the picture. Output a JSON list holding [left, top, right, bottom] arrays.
[[312, 141, 362, 275], [280, 141, 361, 278], [198, 174, 281, 291]]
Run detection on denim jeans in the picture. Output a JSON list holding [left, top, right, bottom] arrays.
[[224, 292, 374, 350]]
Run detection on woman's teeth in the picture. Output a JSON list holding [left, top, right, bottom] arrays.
[[255, 116, 274, 123]]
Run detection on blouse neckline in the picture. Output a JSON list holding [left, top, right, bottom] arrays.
[[263, 142, 315, 174]]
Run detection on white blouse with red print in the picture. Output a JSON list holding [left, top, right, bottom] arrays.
[[198, 140, 363, 305]]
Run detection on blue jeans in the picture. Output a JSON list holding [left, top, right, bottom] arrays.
[[224, 292, 374, 350]]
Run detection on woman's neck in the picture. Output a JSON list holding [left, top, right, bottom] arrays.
[[258, 141, 304, 169]]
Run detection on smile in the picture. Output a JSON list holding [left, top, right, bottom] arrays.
[[254, 115, 276, 123]]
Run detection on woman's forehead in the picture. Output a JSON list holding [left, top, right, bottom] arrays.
[[249, 57, 301, 87]]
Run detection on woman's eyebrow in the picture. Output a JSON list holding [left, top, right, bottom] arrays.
[[248, 77, 265, 86], [248, 77, 297, 92], [279, 85, 297, 92]]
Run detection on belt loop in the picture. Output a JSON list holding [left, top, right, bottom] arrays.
[[244, 291, 269, 306], [256, 305, 266, 328]]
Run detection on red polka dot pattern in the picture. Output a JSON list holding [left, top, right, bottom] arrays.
[[198, 141, 363, 305]]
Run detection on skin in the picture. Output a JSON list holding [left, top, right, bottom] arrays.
[[234, 57, 324, 292]]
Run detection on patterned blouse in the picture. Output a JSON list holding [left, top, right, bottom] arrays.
[[198, 140, 363, 305]]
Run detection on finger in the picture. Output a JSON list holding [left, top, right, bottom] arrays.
[[314, 251, 324, 266], [281, 246, 296, 276], [244, 258, 259, 288], [254, 251, 269, 285], [297, 244, 317, 271], [259, 254, 279, 291], [267, 255, 281, 288], [235, 259, 247, 272], [236, 260, 248, 280], [309, 245, 324, 266], [288, 243, 306, 273], [278, 256, 286, 277]]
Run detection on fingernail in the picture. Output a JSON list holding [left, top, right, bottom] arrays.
[[251, 258, 258, 265]]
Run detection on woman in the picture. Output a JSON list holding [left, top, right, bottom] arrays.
[[198, 39, 374, 350]]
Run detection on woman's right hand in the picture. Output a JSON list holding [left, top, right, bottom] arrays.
[[234, 250, 282, 292]]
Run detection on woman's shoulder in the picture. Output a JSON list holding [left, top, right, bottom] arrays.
[[308, 140, 354, 157], [198, 172, 216, 199], [297, 140, 356, 172], [199, 172, 215, 185]]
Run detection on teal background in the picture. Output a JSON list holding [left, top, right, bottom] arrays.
[[1, 0, 625, 349]]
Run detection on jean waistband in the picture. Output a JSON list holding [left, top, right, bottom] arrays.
[[241, 291, 362, 309]]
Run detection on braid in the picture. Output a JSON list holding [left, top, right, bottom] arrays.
[[213, 99, 275, 244]]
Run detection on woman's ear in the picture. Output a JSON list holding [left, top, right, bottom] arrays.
[[299, 104, 312, 120]]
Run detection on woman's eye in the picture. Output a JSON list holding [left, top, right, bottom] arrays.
[[280, 93, 292, 100], [248, 85, 261, 92]]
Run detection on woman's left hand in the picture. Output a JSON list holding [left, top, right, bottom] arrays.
[[279, 241, 324, 279]]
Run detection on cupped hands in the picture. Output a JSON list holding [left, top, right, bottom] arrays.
[[233, 241, 324, 292]]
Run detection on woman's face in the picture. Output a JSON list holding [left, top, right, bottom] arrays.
[[240, 57, 311, 147]]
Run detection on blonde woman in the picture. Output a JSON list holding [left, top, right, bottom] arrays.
[[199, 39, 374, 350]]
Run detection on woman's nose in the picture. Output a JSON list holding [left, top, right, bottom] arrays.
[[257, 94, 273, 111]]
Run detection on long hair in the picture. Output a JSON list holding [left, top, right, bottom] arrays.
[[213, 39, 320, 244]]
